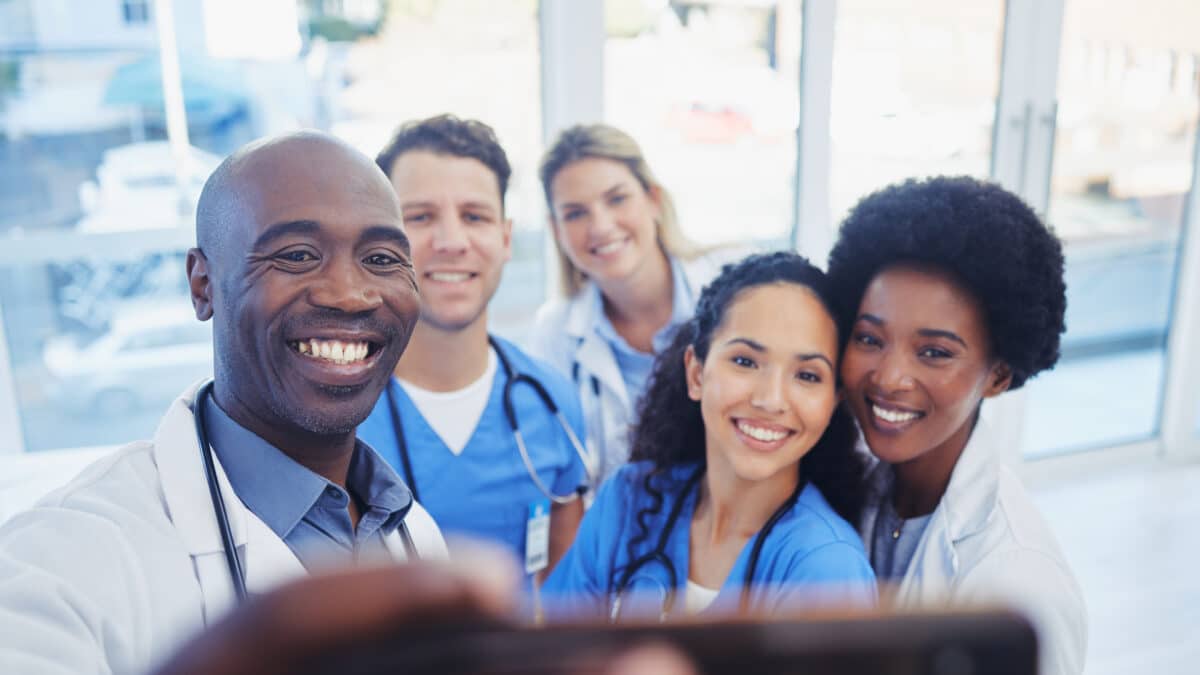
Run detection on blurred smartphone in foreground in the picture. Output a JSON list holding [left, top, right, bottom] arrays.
[[319, 609, 1036, 675]]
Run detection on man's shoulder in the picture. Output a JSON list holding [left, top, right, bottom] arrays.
[[11, 441, 181, 553], [37, 441, 164, 513]]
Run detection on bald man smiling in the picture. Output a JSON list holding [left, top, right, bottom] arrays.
[[0, 131, 448, 675]]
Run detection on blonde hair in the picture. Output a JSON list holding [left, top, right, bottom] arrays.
[[539, 124, 699, 297]]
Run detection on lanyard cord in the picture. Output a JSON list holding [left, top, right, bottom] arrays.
[[385, 381, 421, 504], [740, 475, 806, 613]]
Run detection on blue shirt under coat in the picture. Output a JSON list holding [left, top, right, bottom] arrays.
[[202, 394, 413, 571], [592, 257, 695, 407], [542, 461, 877, 621], [358, 336, 587, 563]]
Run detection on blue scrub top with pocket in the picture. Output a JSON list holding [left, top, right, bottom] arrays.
[[358, 336, 587, 564], [542, 461, 877, 621]]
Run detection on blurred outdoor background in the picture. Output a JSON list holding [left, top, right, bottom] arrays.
[[0, 0, 1197, 461]]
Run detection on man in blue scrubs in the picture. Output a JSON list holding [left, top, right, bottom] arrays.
[[359, 115, 587, 579]]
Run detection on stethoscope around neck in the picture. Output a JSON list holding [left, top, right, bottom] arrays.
[[609, 464, 807, 622], [384, 335, 594, 505], [193, 380, 419, 605]]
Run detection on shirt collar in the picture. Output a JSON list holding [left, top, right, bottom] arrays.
[[203, 395, 413, 540], [591, 256, 694, 354]]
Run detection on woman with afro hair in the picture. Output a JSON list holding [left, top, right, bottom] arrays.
[[827, 176, 1086, 675], [543, 252, 876, 621]]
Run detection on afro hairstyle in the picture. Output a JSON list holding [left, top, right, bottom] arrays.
[[826, 175, 1066, 390]]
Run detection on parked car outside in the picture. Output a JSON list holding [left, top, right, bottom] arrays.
[[42, 302, 212, 417]]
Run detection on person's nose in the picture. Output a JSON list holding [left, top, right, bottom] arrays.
[[431, 214, 470, 254], [750, 367, 787, 414], [308, 256, 382, 314], [588, 205, 620, 239], [871, 347, 915, 394]]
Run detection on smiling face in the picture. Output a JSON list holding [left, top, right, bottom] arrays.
[[685, 283, 840, 485], [386, 150, 512, 334], [548, 157, 664, 285], [840, 263, 1011, 469], [190, 135, 420, 442]]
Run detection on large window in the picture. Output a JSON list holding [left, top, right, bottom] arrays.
[[604, 0, 802, 249], [829, 0, 1006, 222], [1019, 0, 1199, 457], [328, 0, 544, 341], [0, 0, 544, 453]]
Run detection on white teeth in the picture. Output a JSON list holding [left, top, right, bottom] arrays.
[[592, 240, 625, 256], [292, 339, 372, 365], [873, 404, 920, 424], [737, 421, 788, 443], [428, 272, 471, 282]]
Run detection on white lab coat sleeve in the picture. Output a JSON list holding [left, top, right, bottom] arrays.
[[956, 546, 1088, 675], [0, 507, 153, 675]]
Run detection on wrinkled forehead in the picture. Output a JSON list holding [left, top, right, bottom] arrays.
[[232, 141, 399, 230]]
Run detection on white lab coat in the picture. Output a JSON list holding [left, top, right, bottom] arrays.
[[0, 381, 447, 675], [526, 248, 749, 487], [860, 422, 1087, 675]]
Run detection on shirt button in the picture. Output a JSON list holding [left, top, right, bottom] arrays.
[[325, 486, 343, 502]]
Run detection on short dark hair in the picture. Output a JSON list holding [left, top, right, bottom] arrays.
[[826, 176, 1067, 390], [375, 114, 512, 209]]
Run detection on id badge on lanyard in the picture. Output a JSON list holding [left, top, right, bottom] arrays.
[[525, 498, 551, 575]]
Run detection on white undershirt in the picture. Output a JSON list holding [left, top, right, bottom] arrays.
[[684, 578, 720, 615], [398, 347, 497, 456]]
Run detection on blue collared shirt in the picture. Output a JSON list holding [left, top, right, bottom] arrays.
[[592, 257, 695, 404], [203, 394, 413, 571]]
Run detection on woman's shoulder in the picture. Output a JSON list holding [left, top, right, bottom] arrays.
[[959, 466, 1077, 580], [780, 483, 870, 552], [600, 461, 698, 500]]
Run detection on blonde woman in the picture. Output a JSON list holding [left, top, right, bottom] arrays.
[[527, 124, 746, 488]]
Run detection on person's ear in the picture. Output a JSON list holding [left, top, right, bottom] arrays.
[[983, 361, 1013, 399], [186, 248, 214, 321], [684, 345, 703, 402], [647, 184, 664, 221], [501, 216, 514, 263]]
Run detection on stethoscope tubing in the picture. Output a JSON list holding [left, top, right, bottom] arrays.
[[194, 381, 249, 603], [609, 464, 806, 621], [386, 336, 593, 505], [195, 380, 418, 606]]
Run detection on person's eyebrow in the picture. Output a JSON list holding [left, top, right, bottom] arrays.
[[559, 182, 628, 210], [723, 337, 834, 370], [858, 314, 968, 348], [460, 200, 499, 213], [359, 225, 411, 256], [857, 313, 884, 327], [252, 220, 320, 250], [602, 182, 630, 198], [917, 328, 968, 348]]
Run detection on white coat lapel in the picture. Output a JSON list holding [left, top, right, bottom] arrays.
[[154, 382, 306, 622], [564, 289, 630, 413], [894, 422, 1000, 607]]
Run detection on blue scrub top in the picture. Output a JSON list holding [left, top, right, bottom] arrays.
[[358, 336, 587, 563], [542, 461, 876, 621]]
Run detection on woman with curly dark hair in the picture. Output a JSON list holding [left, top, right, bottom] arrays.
[[827, 176, 1086, 675], [543, 252, 875, 621]]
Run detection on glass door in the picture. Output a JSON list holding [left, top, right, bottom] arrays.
[[1018, 0, 1200, 457]]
